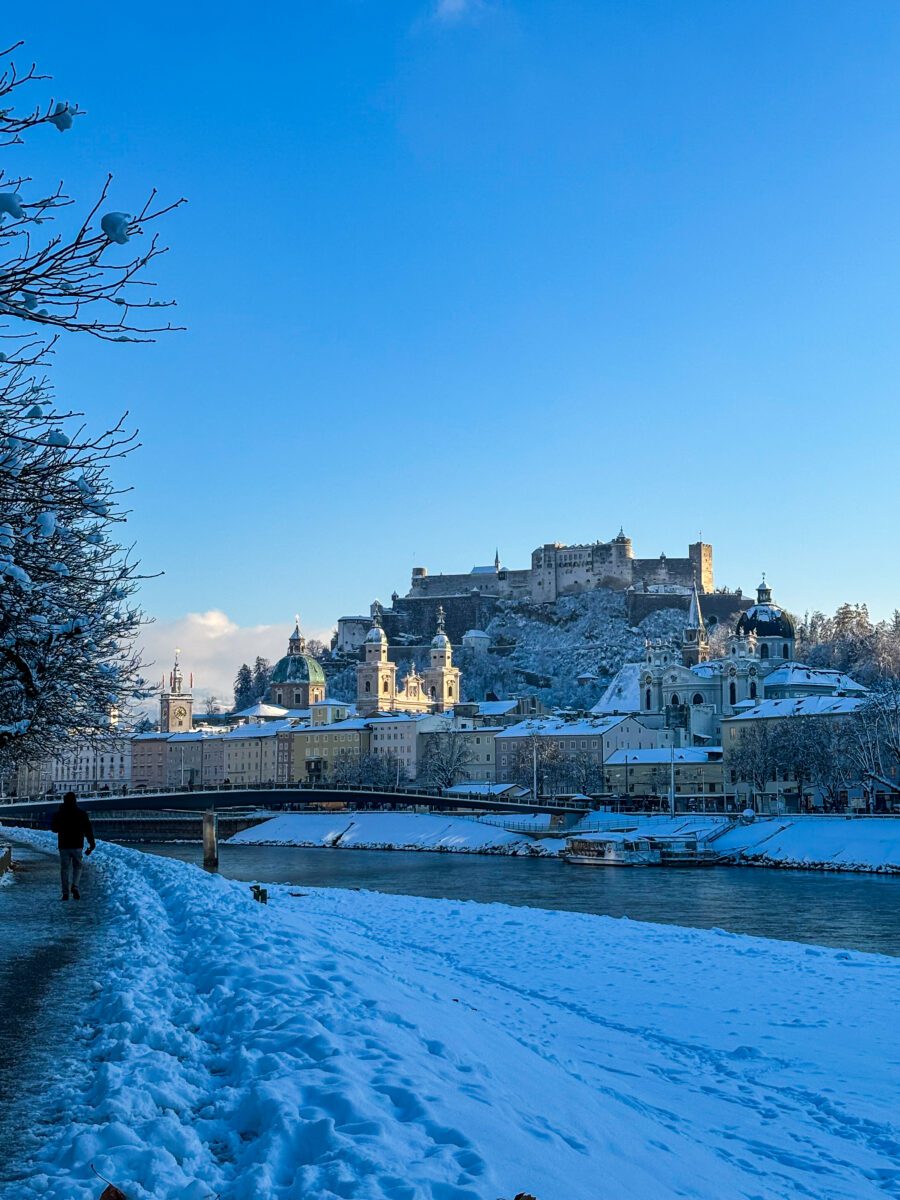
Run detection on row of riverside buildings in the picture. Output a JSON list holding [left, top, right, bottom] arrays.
[[14, 584, 896, 812]]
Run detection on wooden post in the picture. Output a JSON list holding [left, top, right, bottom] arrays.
[[202, 809, 218, 871]]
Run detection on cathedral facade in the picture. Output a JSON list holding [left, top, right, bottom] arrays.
[[357, 607, 462, 716]]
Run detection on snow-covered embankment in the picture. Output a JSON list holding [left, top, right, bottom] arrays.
[[3, 827, 900, 1200], [229, 811, 900, 873]]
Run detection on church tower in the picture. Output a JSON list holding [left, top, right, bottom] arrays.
[[423, 606, 462, 712], [681, 582, 710, 667], [356, 611, 397, 714], [159, 649, 193, 733]]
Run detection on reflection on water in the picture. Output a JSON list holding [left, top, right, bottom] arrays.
[[140, 843, 900, 957]]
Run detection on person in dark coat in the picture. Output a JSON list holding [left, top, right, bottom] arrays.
[[50, 791, 96, 901]]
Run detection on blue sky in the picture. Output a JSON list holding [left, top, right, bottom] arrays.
[[13, 1, 900, 683]]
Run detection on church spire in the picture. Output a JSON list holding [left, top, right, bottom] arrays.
[[682, 580, 709, 667], [494, 547, 500, 571]]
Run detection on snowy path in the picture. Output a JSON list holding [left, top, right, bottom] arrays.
[[0, 844, 109, 1171], [2, 831, 899, 1200]]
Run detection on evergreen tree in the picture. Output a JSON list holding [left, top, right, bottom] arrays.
[[252, 656, 272, 701], [233, 663, 254, 711]]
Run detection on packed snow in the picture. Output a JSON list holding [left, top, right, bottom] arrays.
[[229, 811, 559, 855], [2, 828, 899, 1199], [230, 811, 900, 873]]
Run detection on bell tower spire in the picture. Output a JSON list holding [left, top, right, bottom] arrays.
[[682, 579, 709, 667]]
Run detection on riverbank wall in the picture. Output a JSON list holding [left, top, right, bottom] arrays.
[[228, 812, 900, 874]]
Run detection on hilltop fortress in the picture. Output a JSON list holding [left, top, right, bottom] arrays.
[[409, 531, 713, 605], [337, 532, 749, 652]]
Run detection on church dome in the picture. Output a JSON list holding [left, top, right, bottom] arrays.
[[365, 624, 387, 645], [735, 579, 795, 640], [432, 631, 450, 649], [270, 652, 326, 686]]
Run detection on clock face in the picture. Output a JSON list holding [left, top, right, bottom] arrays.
[[174, 705, 187, 720]]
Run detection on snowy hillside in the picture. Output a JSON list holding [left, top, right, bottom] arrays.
[[462, 589, 685, 707], [3, 829, 899, 1200]]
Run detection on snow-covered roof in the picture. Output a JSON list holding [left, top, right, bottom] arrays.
[[470, 565, 497, 575], [606, 748, 723, 765], [223, 721, 293, 740], [443, 782, 528, 796], [232, 701, 289, 719], [496, 716, 628, 740], [691, 661, 725, 678], [166, 730, 225, 743], [725, 696, 866, 721], [367, 713, 434, 726], [762, 663, 866, 694], [590, 664, 641, 714], [462, 629, 490, 639], [475, 700, 519, 716]]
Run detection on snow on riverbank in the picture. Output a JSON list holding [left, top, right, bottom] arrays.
[[714, 815, 900, 873], [3, 828, 900, 1199], [230, 811, 900, 873], [229, 811, 562, 855]]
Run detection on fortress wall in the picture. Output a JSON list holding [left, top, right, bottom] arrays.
[[625, 591, 750, 627]]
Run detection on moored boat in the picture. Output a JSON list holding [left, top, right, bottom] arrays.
[[563, 833, 661, 866], [649, 836, 720, 867]]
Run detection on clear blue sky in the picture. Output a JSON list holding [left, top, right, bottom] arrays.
[[15, 0, 900, 642]]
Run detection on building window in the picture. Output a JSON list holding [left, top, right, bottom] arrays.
[[383, 679, 389, 693], [645, 688, 651, 710], [729, 682, 736, 705], [760, 644, 770, 660], [365, 681, 371, 693], [782, 643, 789, 658], [692, 693, 703, 706], [750, 682, 757, 699], [671, 694, 680, 706]]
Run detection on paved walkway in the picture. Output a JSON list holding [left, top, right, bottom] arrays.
[[0, 841, 108, 1188]]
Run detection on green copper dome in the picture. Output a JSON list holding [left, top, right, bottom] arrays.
[[270, 653, 326, 687]]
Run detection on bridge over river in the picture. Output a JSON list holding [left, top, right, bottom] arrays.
[[0, 783, 595, 832]]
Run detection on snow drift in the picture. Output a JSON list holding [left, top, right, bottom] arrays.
[[2, 829, 900, 1199]]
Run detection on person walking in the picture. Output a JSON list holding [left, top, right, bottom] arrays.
[[50, 791, 96, 901]]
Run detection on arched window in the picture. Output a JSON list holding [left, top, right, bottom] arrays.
[[750, 681, 757, 699], [364, 681, 371, 694], [645, 688, 652, 710], [276, 692, 283, 705], [729, 681, 736, 705], [382, 678, 389, 693], [430, 686, 436, 699], [692, 693, 703, 706], [760, 644, 770, 660], [670, 694, 680, 706], [782, 643, 789, 659], [448, 684, 454, 697]]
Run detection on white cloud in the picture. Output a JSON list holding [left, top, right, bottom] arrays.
[[138, 610, 333, 711]]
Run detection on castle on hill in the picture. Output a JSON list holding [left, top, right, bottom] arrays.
[[337, 530, 748, 652], [408, 530, 713, 604]]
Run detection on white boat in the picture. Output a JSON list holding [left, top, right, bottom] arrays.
[[563, 833, 661, 867]]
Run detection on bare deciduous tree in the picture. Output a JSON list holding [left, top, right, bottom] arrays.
[[0, 43, 181, 771]]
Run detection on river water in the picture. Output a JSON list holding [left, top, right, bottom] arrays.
[[139, 843, 900, 957]]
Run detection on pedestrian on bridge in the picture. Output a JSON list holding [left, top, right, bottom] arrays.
[[50, 792, 96, 901]]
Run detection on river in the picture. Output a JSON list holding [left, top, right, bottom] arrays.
[[139, 843, 900, 957]]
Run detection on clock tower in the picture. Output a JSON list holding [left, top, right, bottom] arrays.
[[159, 649, 194, 733]]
